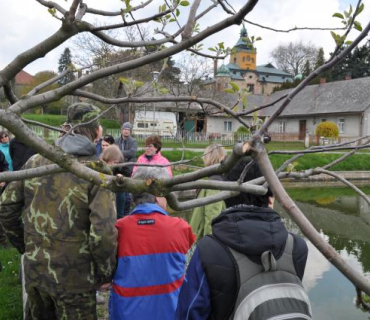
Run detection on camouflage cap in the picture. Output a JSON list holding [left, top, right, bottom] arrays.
[[66, 102, 101, 125]]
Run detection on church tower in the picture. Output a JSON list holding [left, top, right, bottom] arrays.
[[229, 25, 256, 71]]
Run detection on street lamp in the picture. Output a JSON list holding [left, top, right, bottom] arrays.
[[151, 71, 159, 134]]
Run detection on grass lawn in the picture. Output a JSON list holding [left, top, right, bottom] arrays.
[[0, 246, 22, 320]]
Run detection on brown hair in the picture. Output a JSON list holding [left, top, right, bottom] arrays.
[[73, 124, 99, 142], [145, 135, 162, 152], [101, 145, 124, 163], [203, 144, 226, 167]]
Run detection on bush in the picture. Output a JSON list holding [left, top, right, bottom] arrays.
[[236, 126, 250, 133], [315, 121, 339, 139]]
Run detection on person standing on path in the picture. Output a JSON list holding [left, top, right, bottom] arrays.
[[115, 122, 137, 214], [0, 103, 117, 320]]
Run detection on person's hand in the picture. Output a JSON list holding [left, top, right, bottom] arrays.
[[0, 182, 5, 188], [98, 283, 112, 292]]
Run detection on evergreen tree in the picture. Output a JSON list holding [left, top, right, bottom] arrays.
[[314, 47, 325, 70], [58, 48, 76, 85], [302, 60, 311, 78]]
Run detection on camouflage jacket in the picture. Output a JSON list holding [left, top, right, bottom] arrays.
[[0, 152, 118, 294]]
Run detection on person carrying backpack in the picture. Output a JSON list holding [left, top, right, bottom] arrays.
[[176, 157, 311, 320]]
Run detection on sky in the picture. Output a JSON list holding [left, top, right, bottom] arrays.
[[0, 0, 369, 75]]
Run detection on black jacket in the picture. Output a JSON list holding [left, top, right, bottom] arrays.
[[197, 205, 308, 320], [0, 150, 8, 172], [9, 138, 36, 171]]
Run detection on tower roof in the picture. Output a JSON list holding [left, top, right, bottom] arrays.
[[233, 26, 253, 51], [240, 25, 247, 37], [216, 64, 231, 77]]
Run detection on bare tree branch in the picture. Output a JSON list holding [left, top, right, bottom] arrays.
[[3, 82, 18, 104], [182, 0, 201, 39]]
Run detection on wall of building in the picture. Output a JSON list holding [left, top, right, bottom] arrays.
[[230, 51, 256, 70], [206, 116, 250, 135], [269, 114, 361, 139]]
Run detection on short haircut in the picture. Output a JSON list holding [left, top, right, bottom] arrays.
[[145, 135, 162, 152], [101, 145, 124, 163], [133, 193, 156, 205], [203, 144, 226, 167], [223, 156, 273, 208], [102, 134, 115, 145]]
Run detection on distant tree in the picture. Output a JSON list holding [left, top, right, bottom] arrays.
[[272, 78, 302, 92], [314, 47, 325, 70], [58, 48, 76, 86], [21, 71, 64, 114], [302, 60, 312, 78], [270, 41, 319, 76], [310, 47, 328, 84], [328, 39, 370, 82]]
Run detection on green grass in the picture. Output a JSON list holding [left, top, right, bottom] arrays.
[[285, 186, 370, 202], [0, 247, 22, 320], [23, 114, 120, 129], [135, 149, 370, 172], [269, 153, 370, 171]]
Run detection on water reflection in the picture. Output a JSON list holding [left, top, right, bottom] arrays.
[[275, 187, 370, 319]]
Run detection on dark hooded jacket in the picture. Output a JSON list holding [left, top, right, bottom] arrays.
[[176, 205, 308, 320], [9, 138, 36, 171]]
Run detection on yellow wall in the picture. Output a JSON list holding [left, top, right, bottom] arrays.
[[230, 51, 256, 70]]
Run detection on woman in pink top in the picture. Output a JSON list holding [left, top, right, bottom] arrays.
[[132, 135, 173, 177]]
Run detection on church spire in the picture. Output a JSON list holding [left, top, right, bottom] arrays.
[[240, 24, 247, 37]]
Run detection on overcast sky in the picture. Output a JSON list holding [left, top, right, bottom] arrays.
[[0, 0, 369, 75]]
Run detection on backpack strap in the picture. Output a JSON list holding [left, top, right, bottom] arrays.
[[261, 251, 277, 271]]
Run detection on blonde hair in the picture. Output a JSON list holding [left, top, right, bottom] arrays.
[[203, 144, 226, 167], [101, 145, 124, 163]]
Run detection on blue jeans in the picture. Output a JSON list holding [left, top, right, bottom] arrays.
[[115, 192, 126, 219]]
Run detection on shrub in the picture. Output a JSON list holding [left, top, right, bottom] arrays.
[[315, 121, 339, 139], [236, 126, 250, 133]]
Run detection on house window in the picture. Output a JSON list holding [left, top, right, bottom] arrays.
[[224, 121, 232, 132], [247, 84, 254, 92], [278, 121, 286, 133], [234, 58, 236, 63], [338, 118, 345, 134]]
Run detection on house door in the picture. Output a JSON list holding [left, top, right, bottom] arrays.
[[299, 120, 306, 140]]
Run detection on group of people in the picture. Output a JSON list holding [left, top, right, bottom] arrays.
[[0, 102, 312, 320]]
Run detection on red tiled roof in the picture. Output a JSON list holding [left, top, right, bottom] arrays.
[[15, 70, 34, 85]]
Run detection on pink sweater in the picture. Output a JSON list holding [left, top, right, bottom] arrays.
[[132, 151, 173, 177]]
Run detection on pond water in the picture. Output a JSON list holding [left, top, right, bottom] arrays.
[[176, 186, 370, 319]]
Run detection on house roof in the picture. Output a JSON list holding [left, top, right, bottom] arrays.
[[257, 77, 370, 117], [15, 70, 34, 85], [256, 63, 292, 77], [200, 77, 370, 118]]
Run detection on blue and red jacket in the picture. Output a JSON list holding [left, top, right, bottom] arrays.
[[109, 203, 196, 320]]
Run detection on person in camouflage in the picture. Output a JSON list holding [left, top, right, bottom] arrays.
[[0, 102, 118, 320]]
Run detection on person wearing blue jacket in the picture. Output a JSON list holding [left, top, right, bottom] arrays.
[[176, 157, 309, 320], [0, 131, 12, 171]]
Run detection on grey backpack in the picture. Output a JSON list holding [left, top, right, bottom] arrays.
[[229, 234, 312, 320]]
